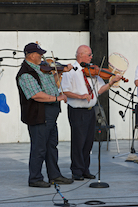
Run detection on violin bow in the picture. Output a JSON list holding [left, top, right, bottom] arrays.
[[35, 41, 63, 94], [98, 56, 106, 76], [88, 56, 106, 91], [35, 41, 47, 64], [96, 56, 109, 127], [51, 51, 64, 95]]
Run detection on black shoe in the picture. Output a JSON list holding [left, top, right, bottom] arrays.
[[83, 173, 96, 179], [72, 174, 84, 181], [29, 180, 51, 188], [50, 176, 74, 184]]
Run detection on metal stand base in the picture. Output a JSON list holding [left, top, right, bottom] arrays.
[[112, 141, 137, 159], [54, 204, 71, 206], [89, 181, 109, 188], [85, 200, 106, 205]]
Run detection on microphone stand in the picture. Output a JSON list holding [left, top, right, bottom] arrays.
[[113, 86, 138, 159], [53, 183, 72, 206], [86, 58, 109, 188]]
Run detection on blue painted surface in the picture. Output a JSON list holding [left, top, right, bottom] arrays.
[[0, 93, 10, 113]]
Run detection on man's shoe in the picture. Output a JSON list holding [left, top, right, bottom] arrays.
[[83, 173, 96, 179], [29, 180, 51, 188], [50, 176, 74, 184], [72, 174, 84, 181]]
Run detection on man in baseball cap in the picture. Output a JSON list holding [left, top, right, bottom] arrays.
[[16, 42, 73, 188], [24, 42, 46, 55]]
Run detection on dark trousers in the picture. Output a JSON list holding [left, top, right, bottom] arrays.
[[28, 103, 61, 184], [68, 105, 96, 176]]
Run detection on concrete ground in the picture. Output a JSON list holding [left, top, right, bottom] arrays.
[[0, 140, 138, 207]]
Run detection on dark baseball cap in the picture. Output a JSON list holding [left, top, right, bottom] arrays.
[[24, 42, 47, 55]]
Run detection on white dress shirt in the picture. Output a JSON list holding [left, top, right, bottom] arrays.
[[61, 61, 105, 108]]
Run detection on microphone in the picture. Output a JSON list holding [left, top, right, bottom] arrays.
[[53, 182, 70, 206], [119, 111, 125, 121], [80, 62, 92, 67]]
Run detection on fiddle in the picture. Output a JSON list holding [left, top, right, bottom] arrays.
[[80, 62, 129, 83], [40, 59, 66, 73], [40, 58, 77, 73]]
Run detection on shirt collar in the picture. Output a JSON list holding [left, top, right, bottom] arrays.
[[74, 61, 82, 71], [25, 60, 40, 71]]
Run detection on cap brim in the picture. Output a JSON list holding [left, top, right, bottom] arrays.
[[37, 49, 47, 55]]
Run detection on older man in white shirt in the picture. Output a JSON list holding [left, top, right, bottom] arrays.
[[61, 45, 122, 181]]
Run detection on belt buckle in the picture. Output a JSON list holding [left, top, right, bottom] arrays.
[[88, 107, 92, 110]]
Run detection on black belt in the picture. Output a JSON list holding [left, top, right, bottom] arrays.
[[76, 106, 93, 110]]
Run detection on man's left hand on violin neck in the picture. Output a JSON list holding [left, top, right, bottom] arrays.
[[111, 74, 122, 85], [63, 64, 73, 72]]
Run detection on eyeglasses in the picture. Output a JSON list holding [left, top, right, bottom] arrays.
[[82, 53, 93, 57], [76, 52, 93, 57], [87, 53, 93, 57]]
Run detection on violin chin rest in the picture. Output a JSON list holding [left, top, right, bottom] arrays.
[[40, 61, 49, 66]]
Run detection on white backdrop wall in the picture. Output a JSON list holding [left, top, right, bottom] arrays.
[[108, 32, 138, 140], [0, 31, 90, 143], [0, 31, 138, 143]]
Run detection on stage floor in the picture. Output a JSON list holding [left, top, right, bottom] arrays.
[[0, 140, 138, 207]]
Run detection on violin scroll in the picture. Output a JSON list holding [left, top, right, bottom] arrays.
[[120, 77, 128, 83]]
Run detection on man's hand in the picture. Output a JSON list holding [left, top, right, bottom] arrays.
[[98, 74, 123, 95], [80, 94, 91, 102], [135, 79, 138, 87], [57, 94, 67, 103], [111, 74, 122, 83], [63, 64, 73, 72]]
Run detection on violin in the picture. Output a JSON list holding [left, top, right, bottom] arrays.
[[80, 62, 128, 83], [40, 58, 77, 73], [40, 59, 66, 73]]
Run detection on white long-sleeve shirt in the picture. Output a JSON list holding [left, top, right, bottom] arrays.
[[61, 61, 105, 108]]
